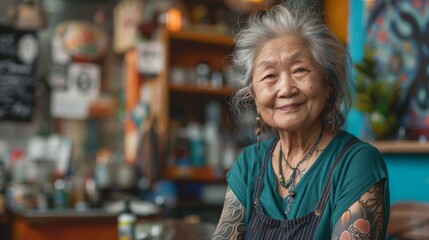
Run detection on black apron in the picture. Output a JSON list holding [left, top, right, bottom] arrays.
[[245, 137, 359, 240]]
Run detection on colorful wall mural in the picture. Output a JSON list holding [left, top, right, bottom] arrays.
[[363, 0, 429, 139], [348, 0, 429, 204]]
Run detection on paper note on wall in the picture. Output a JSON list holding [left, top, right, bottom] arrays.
[[51, 62, 100, 119]]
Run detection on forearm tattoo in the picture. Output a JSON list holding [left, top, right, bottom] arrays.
[[332, 180, 385, 240], [213, 187, 246, 240]]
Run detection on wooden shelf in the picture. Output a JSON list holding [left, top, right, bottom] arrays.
[[11, 209, 121, 240], [371, 140, 429, 154], [169, 83, 234, 96], [168, 30, 233, 46], [13, 209, 116, 225]]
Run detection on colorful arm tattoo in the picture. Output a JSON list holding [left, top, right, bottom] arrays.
[[213, 186, 246, 240], [332, 180, 385, 240]]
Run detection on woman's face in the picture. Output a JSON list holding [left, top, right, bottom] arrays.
[[251, 35, 328, 132]]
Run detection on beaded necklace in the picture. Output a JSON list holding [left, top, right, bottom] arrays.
[[277, 128, 324, 214]]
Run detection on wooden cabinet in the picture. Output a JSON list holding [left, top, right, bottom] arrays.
[[155, 29, 235, 171], [121, 27, 236, 182], [164, 29, 234, 128], [11, 210, 118, 240], [137, 29, 236, 221]]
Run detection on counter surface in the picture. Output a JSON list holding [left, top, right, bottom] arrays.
[[11, 209, 215, 240]]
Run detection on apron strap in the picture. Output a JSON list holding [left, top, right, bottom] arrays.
[[314, 137, 361, 212], [253, 138, 279, 202]]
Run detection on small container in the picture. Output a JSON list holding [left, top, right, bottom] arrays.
[[118, 200, 136, 240], [53, 178, 69, 210], [204, 122, 221, 168], [187, 123, 205, 167], [170, 66, 186, 85], [195, 63, 210, 87], [210, 71, 223, 89], [174, 128, 190, 166]]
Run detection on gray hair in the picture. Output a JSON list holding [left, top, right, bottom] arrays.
[[229, 4, 351, 133]]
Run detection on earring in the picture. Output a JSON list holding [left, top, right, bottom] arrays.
[[256, 112, 261, 149]]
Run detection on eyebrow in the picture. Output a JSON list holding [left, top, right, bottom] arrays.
[[255, 60, 274, 69]]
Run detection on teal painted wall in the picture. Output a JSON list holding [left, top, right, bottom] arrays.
[[347, 0, 429, 204], [384, 154, 429, 203]]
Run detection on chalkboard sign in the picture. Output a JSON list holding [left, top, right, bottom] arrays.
[[0, 26, 38, 121]]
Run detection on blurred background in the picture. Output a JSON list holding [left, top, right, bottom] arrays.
[[0, 0, 428, 239]]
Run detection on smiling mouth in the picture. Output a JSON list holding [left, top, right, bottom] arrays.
[[278, 103, 301, 111]]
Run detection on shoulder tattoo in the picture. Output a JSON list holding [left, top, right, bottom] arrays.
[[332, 180, 385, 240]]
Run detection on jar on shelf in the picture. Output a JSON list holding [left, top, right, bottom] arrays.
[[186, 123, 205, 167]]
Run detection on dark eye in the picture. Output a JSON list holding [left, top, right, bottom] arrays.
[[294, 68, 306, 73], [263, 74, 276, 80]]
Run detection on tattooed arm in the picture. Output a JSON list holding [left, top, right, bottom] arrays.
[[332, 180, 385, 240], [213, 186, 246, 240]]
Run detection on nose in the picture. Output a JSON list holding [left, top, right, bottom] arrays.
[[277, 72, 298, 97]]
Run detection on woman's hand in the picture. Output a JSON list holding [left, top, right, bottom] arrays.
[[213, 186, 246, 239], [332, 180, 385, 240]]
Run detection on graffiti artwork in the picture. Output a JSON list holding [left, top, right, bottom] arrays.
[[366, 0, 429, 138]]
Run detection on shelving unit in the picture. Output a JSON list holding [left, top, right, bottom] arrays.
[[158, 28, 235, 163], [169, 83, 234, 96], [371, 140, 429, 154], [150, 28, 235, 221], [167, 29, 233, 46]]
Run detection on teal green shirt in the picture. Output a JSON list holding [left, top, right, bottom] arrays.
[[227, 131, 390, 239]]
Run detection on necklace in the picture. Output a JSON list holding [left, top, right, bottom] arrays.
[[283, 155, 307, 177], [277, 127, 324, 214]]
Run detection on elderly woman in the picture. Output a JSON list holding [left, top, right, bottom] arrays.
[[213, 4, 389, 240]]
